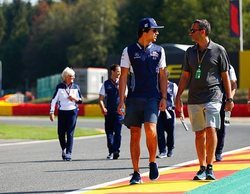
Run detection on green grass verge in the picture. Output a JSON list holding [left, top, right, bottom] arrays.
[[0, 123, 104, 140], [186, 168, 250, 194]]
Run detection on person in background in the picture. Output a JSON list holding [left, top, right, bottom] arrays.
[[49, 67, 83, 161], [175, 19, 234, 181], [215, 65, 237, 161], [157, 71, 178, 158], [99, 64, 123, 160], [117, 17, 167, 185], [24, 91, 35, 102]]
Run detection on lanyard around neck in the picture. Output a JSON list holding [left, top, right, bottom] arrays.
[[197, 48, 208, 66], [110, 78, 118, 85], [65, 83, 72, 96], [195, 47, 208, 80]]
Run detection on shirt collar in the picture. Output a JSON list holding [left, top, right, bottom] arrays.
[[136, 42, 153, 50]]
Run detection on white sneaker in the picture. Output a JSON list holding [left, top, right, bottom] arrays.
[[107, 153, 113, 159], [65, 153, 71, 161], [157, 152, 167, 159]]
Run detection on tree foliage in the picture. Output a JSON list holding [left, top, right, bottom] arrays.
[[23, 1, 74, 83], [0, 0, 32, 91], [243, 0, 250, 49], [67, 0, 118, 67], [0, 0, 249, 93]]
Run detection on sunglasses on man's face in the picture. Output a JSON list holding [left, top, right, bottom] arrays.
[[190, 28, 202, 33]]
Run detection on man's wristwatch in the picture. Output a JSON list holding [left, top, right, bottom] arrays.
[[226, 98, 233, 103]]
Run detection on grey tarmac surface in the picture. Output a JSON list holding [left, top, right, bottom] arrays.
[[0, 116, 249, 193]]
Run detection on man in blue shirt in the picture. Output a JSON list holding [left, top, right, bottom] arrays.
[[157, 71, 178, 158], [118, 17, 167, 185], [99, 64, 123, 160]]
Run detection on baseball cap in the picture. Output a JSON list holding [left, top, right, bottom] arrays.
[[138, 17, 164, 31]]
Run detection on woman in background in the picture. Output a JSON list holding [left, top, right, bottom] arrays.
[[49, 67, 83, 161]]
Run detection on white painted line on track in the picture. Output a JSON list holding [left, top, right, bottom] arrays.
[[0, 134, 105, 147], [65, 146, 250, 194]]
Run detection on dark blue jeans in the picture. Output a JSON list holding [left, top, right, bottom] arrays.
[[58, 109, 78, 154], [156, 110, 176, 154], [105, 113, 123, 154], [216, 101, 226, 155]]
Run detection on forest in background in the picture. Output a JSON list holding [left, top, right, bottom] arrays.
[[0, 0, 249, 93]]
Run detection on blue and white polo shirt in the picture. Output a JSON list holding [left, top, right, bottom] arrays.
[[120, 42, 166, 99]]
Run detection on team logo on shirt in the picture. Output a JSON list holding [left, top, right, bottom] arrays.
[[151, 51, 159, 60], [107, 85, 112, 90], [134, 52, 141, 59]]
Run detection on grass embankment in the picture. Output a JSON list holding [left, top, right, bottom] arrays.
[[0, 123, 104, 140]]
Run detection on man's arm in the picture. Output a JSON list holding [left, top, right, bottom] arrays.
[[231, 80, 237, 98], [99, 95, 107, 115], [159, 68, 167, 111], [229, 66, 237, 97], [117, 67, 128, 115]]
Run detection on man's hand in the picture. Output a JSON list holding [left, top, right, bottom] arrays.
[[102, 108, 108, 116], [117, 102, 125, 115], [225, 101, 234, 112], [175, 96, 183, 115], [159, 98, 167, 111]]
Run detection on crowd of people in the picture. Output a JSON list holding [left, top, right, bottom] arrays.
[[49, 18, 236, 184]]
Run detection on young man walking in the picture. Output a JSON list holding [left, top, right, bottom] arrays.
[[118, 17, 167, 184]]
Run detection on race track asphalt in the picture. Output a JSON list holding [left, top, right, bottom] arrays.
[[0, 117, 249, 193]]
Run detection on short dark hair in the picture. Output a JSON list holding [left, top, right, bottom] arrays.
[[110, 64, 120, 71], [194, 19, 211, 36], [137, 28, 150, 38]]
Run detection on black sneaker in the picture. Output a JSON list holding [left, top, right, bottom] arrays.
[[167, 149, 173, 157], [113, 152, 120, 160], [62, 151, 66, 160], [149, 162, 159, 180], [193, 166, 206, 180], [129, 171, 142, 185], [206, 165, 216, 180]]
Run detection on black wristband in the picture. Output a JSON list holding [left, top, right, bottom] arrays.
[[226, 98, 233, 103], [162, 97, 167, 100]]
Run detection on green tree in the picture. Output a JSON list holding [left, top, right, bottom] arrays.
[[243, 0, 250, 49], [0, 8, 5, 43], [115, 0, 164, 52], [23, 1, 74, 83], [160, 0, 201, 45], [67, 0, 118, 67], [1, 0, 250, 93], [0, 0, 32, 91], [159, 0, 240, 51], [199, 0, 239, 51]]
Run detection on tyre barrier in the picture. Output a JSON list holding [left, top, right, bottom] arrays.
[[0, 103, 249, 117]]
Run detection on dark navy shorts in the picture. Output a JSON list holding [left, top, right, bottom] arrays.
[[124, 97, 159, 128]]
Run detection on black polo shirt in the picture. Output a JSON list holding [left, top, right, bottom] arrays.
[[183, 40, 230, 104]]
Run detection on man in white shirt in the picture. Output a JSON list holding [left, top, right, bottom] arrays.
[[215, 65, 237, 161]]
